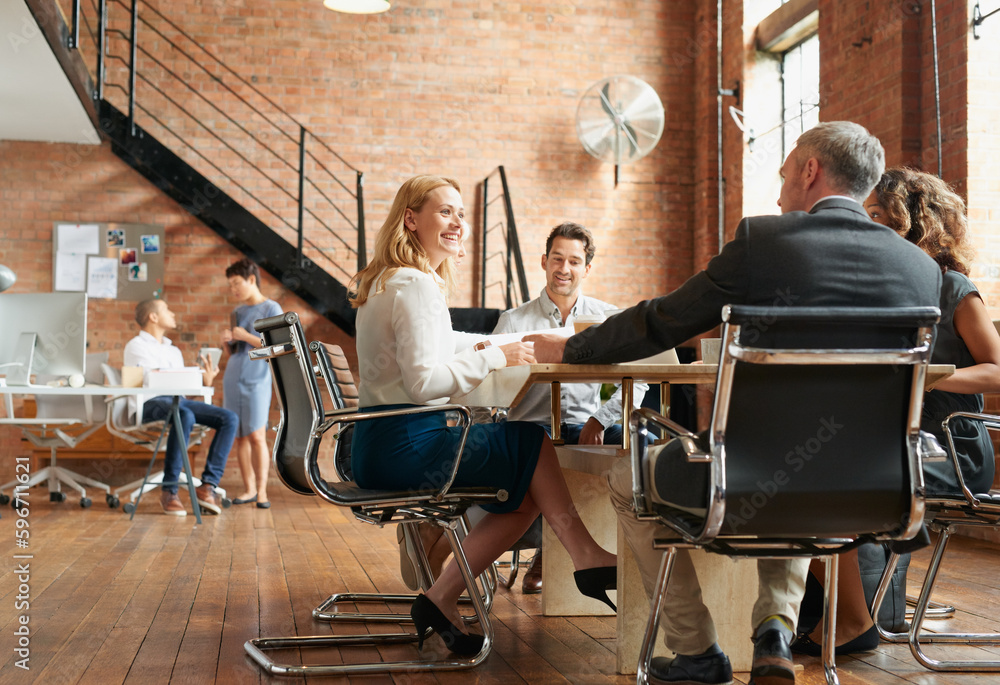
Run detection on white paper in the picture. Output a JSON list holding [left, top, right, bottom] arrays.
[[485, 324, 575, 347], [57, 224, 100, 255], [87, 256, 118, 299], [54, 252, 88, 291]]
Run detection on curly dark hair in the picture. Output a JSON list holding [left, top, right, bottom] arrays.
[[872, 167, 974, 276]]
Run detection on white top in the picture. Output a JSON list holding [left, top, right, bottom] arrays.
[[494, 288, 646, 428], [122, 330, 186, 416], [123, 330, 185, 370], [355, 268, 507, 407]]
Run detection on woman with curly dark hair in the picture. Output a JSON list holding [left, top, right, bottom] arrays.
[[794, 168, 1000, 658], [867, 167, 1000, 495]]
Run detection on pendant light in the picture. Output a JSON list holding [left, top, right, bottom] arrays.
[[323, 0, 390, 13]]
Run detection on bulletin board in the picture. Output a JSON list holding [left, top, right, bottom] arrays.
[[51, 222, 166, 301]]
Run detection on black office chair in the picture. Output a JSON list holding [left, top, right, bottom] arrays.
[[308, 339, 490, 620], [871, 410, 1000, 672], [628, 305, 941, 685], [244, 312, 503, 676]]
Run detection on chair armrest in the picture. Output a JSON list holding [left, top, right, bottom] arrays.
[[328, 403, 473, 501], [629, 407, 710, 516], [941, 411, 1000, 507]]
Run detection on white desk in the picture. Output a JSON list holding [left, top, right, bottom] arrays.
[[0, 384, 213, 522]]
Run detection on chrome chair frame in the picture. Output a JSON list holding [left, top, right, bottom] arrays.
[[629, 305, 940, 685], [244, 312, 503, 676], [871, 411, 1000, 671], [307, 339, 494, 624]]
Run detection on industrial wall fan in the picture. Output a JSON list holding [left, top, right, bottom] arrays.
[[576, 75, 665, 185]]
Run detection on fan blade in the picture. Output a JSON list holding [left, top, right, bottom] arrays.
[[622, 121, 641, 158], [599, 82, 617, 118]]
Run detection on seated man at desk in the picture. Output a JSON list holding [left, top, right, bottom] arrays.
[[124, 299, 238, 516], [527, 122, 942, 685], [492, 221, 646, 594]]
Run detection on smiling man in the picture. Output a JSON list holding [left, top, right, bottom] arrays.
[[491, 221, 646, 594]]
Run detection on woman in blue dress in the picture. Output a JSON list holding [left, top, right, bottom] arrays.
[[349, 175, 616, 655], [223, 258, 282, 508]]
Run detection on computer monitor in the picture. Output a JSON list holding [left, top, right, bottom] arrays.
[[0, 292, 88, 385]]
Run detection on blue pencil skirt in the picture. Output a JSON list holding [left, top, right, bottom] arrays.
[[351, 405, 544, 514]]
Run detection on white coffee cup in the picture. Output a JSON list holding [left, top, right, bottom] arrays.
[[700, 338, 722, 364], [573, 313, 606, 334]]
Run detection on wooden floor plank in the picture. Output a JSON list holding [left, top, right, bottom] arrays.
[[5, 473, 1000, 685]]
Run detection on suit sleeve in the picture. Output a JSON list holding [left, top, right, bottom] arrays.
[[563, 220, 752, 363]]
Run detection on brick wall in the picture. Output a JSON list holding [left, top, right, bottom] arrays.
[[0, 140, 353, 481], [6, 1, 999, 483]]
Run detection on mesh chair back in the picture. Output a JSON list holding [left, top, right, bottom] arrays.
[[310, 341, 358, 482], [252, 312, 324, 496], [714, 306, 937, 538]]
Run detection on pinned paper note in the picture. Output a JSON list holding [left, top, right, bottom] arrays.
[[87, 256, 118, 299]]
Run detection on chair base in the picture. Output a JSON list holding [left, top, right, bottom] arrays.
[[873, 526, 1000, 671], [247, 525, 494, 676], [245, 632, 488, 676], [637, 549, 843, 685], [0, 465, 112, 508]]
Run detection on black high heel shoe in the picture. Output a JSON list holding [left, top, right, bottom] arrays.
[[574, 566, 617, 611], [410, 594, 485, 656]]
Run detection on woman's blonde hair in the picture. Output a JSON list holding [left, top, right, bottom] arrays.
[[873, 167, 974, 275], [349, 175, 461, 308]]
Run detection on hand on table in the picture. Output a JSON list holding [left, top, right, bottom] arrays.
[[500, 342, 536, 367], [521, 333, 567, 363]]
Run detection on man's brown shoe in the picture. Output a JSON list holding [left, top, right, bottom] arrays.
[[160, 490, 187, 516], [522, 550, 543, 594], [195, 483, 222, 515]]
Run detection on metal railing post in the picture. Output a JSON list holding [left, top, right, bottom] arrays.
[[69, 0, 80, 48], [128, 0, 139, 135], [96, 0, 106, 100], [480, 174, 488, 307], [297, 126, 306, 268], [356, 171, 366, 271]]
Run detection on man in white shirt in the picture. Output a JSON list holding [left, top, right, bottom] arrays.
[[124, 299, 238, 516], [492, 221, 646, 593]]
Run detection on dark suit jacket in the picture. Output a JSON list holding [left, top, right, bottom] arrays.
[[564, 198, 943, 363]]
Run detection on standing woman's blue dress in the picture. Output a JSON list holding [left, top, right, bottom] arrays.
[[223, 299, 283, 437]]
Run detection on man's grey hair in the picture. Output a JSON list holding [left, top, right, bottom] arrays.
[[795, 121, 885, 202]]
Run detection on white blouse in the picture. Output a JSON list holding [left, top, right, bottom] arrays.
[[355, 267, 507, 407]]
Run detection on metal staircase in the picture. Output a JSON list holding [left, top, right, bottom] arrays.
[[29, 0, 529, 336]]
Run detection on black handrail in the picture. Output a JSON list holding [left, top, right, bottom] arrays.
[[72, 0, 366, 275], [480, 165, 529, 310]]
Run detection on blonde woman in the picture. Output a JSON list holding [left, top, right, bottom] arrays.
[[349, 175, 616, 655]]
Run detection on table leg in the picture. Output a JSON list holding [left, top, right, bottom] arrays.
[[550, 381, 563, 444], [620, 378, 633, 451], [171, 396, 202, 524], [659, 382, 670, 416]]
